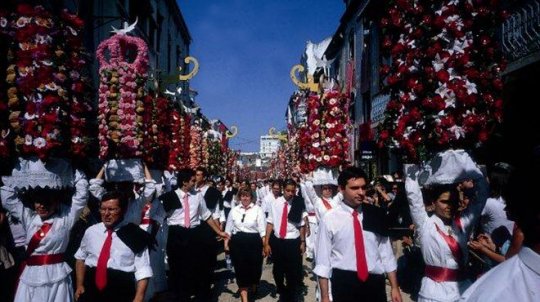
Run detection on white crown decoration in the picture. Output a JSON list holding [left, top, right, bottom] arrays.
[[312, 167, 338, 186], [2, 157, 74, 189], [423, 149, 483, 186]]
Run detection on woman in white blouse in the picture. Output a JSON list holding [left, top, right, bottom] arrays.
[[405, 150, 488, 302], [224, 187, 266, 302], [1, 170, 88, 302]]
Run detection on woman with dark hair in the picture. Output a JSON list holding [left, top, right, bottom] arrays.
[[405, 150, 488, 302], [1, 170, 88, 302], [224, 187, 266, 302]]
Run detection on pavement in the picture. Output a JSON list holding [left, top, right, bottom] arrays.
[[154, 252, 413, 301], [212, 253, 413, 302]]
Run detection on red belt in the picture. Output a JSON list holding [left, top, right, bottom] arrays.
[[425, 265, 464, 282], [308, 212, 316, 216], [25, 253, 65, 266]]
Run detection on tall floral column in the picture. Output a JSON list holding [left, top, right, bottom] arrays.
[[378, 0, 507, 162], [96, 32, 148, 160]]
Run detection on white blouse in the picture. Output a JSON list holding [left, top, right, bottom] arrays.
[[1, 170, 88, 286], [225, 203, 266, 237]]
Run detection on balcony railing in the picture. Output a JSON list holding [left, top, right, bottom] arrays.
[[502, 0, 540, 67]]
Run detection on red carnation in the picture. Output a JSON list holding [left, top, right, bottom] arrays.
[[436, 70, 450, 83]]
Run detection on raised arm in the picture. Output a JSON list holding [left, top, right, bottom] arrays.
[[89, 166, 106, 200], [68, 169, 89, 227], [1, 184, 34, 231], [404, 166, 429, 235]]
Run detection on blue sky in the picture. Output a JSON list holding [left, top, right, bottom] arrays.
[[177, 0, 345, 152]]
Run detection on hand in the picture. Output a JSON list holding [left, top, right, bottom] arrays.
[[219, 231, 230, 240], [468, 240, 485, 252], [300, 241, 305, 254], [391, 287, 403, 302], [75, 286, 85, 301], [264, 244, 272, 257], [477, 234, 496, 251], [401, 236, 413, 247], [306, 227, 311, 237]]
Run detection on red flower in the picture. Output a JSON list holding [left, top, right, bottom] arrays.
[[436, 70, 450, 83]]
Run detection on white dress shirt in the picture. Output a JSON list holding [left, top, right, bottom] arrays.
[[460, 247, 540, 302], [405, 176, 489, 302], [89, 178, 157, 225], [314, 202, 397, 279], [261, 193, 279, 215], [165, 189, 211, 227], [1, 170, 88, 287], [74, 222, 152, 281], [224, 203, 266, 237], [266, 196, 306, 239], [196, 184, 221, 220], [480, 196, 514, 236]]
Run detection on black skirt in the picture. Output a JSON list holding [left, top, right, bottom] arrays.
[[229, 232, 263, 287]]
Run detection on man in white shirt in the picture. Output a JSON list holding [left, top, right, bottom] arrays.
[[159, 168, 228, 302], [264, 179, 306, 302], [75, 191, 152, 302], [315, 167, 402, 302], [460, 154, 540, 302]]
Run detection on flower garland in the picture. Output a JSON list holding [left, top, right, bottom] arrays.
[[2, 4, 93, 160], [189, 123, 203, 169], [207, 140, 223, 176], [96, 33, 148, 159], [0, 9, 11, 163], [201, 134, 209, 168], [377, 0, 507, 162], [167, 109, 191, 171], [298, 90, 350, 172], [142, 93, 170, 169]]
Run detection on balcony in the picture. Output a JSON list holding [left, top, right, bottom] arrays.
[[502, 0, 540, 73]]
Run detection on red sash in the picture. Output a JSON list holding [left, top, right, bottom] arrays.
[[140, 204, 154, 225], [435, 223, 463, 265], [321, 198, 333, 210], [454, 214, 463, 233], [26, 253, 64, 266], [425, 265, 464, 282], [16, 223, 55, 290]]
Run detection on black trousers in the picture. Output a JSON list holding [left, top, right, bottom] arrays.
[[229, 232, 263, 288], [269, 234, 302, 302], [331, 269, 386, 302], [197, 223, 218, 300], [79, 266, 135, 302]]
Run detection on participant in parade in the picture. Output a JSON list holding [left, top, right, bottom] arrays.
[[314, 167, 401, 302], [194, 166, 223, 300], [74, 191, 153, 302], [224, 187, 266, 302], [1, 169, 88, 302], [159, 168, 228, 301], [460, 150, 540, 301], [404, 150, 488, 302], [264, 179, 307, 302]]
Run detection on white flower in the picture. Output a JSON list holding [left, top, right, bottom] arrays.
[[24, 112, 37, 120], [323, 155, 330, 161], [0, 17, 7, 28], [72, 137, 82, 143], [312, 142, 320, 148], [432, 54, 449, 72], [329, 98, 337, 105], [25, 135, 33, 145], [464, 80, 477, 95], [313, 120, 321, 126], [33, 137, 47, 149]]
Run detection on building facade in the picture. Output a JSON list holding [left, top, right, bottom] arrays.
[[260, 135, 280, 159]]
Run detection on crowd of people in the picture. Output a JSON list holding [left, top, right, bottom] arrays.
[[0, 148, 539, 302]]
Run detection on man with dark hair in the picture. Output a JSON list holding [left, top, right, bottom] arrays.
[[460, 152, 540, 301], [264, 179, 306, 302], [75, 190, 153, 302], [315, 167, 402, 302], [159, 168, 228, 301], [194, 166, 223, 299]]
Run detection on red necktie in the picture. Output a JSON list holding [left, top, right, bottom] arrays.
[[95, 229, 113, 291], [183, 194, 191, 228], [279, 202, 288, 238], [352, 211, 368, 281]]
